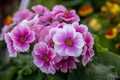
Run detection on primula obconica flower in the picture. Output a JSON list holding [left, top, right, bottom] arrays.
[[53, 24, 84, 57], [0, 5, 95, 74], [32, 42, 57, 74], [10, 22, 35, 52]]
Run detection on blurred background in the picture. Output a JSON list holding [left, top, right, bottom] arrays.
[[0, 0, 120, 80]]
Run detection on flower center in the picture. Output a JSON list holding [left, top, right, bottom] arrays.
[[106, 29, 114, 36], [65, 39, 73, 46], [44, 56, 49, 61], [51, 40, 55, 47], [64, 13, 68, 18], [20, 37, 26, 42], [29, 23, 34, 27]]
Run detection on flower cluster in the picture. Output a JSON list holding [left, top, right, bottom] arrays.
[[0, 5, 94, 74]]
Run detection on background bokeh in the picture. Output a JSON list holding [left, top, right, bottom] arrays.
[[0, 0, 120, 80]]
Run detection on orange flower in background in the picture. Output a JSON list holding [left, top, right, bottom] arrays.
[[3, 15, 12, 25], [105, 28, 117, 39], [115, 43, 120, 49], [78, 5, 93, 17]]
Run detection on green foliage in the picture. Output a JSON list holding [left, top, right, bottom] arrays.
[[29, 0, 59, 9], [67, 63, 117, 80], [94, 35, 120, 76]]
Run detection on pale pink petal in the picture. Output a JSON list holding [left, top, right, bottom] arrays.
[[5, 33, 17, 57], [32, 5, 49, 15], [26, 31, 35, 43], [66, 47, 82, 57], [48, 65, 56, 74], [14, 42, 29, 52], [33, 42, 49, 55]]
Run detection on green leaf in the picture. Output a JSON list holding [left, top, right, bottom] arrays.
[[35, 70, 45, 80], [53, 71, 67, 80], [67, 63, 117, 80], [93, 35, 120, 76]]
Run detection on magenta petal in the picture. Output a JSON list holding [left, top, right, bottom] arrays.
[[85, 32, 94, 46], [74, 57, 80, 62], [14, 42, 29, 52], [41, 63, 49, 73], [68, 61, 77, 69], [32, 5, 49, 15], [26, 31, 35, 43], [52, 5, 67, 12], [33, 42, 49, 55], [5, 33, 17, 57], [33, 56, 44, 67], [13, 9, 33, 23], [11, 26, 22, 39], [89, 49, 95, 57], [82, 53, 90, 66], [48, 65, 56, 74], [61, 63, 67, 73]]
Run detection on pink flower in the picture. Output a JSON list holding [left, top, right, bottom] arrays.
[[72, 22, 95, 66], [0, 23, 16, 40], [45, 28, 58, 48], [38, 26, 53, 42], [4, 33, 17, 57], [55, 56, 79, 73], [82, 32, 94, 66], [84, 32, 94, 47], [32, 5, 49, 16], [52, 5, 80, 23], [38, 23, 58, 42], [53, 24, 84, 57], [12, 9, 33, 23], [32, 42, 57, 74], [73, 22, 88, 36], [38, 13, 57, 26], [82, 46, 94, 66], [10, 23, 35, 52]]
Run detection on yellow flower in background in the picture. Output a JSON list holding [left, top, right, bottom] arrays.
[[78, 5, 93, 17], [88, 18, 102, 32], [101, 6, 107, 12], [106, 1, 120, 14], [115, 43, 120, 49], [117, 22, 120, 28], [3, 15, 12, 25], [105, 28, 117, 39]]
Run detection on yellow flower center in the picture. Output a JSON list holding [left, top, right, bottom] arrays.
[[44, 56, 49, 61], [20, 37, 26, 42], [64, 13, 68, 17], [65, 39, 73, 46]]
